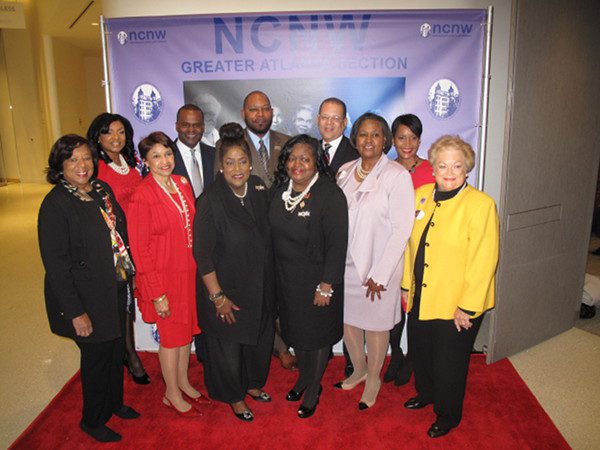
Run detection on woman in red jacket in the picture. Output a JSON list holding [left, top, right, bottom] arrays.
[[128, 132, 207, 417]]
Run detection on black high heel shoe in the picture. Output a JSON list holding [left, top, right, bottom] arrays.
[[123, 358, 150, 385], [297, 385, 322, 419], [286, 387, 306, 402]]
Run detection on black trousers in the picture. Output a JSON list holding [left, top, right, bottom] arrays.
[[76, 337, 125, 428], [408, 312, 483, 429], [202, 313, 274, 404]]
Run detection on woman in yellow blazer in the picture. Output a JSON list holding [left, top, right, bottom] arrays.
[[401, 135, 499, 439]]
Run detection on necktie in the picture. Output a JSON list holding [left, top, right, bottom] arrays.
[[323, 143, 332, 165], [258, 139, 269, 174], [189, 147, 203, 197]]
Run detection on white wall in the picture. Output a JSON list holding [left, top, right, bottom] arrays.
[[102, 0, 513, 204]]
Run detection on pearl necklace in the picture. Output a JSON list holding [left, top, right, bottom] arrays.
[[156, 177, 193, 248], [232, 182, 248, 206], [355, 162, 372, 180], [282, 173, 319, 212], [108, 153, 130, 175]]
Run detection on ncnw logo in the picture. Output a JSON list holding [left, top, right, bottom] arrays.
[[127, 29, 167, 43], [421, 22, 474, 37]]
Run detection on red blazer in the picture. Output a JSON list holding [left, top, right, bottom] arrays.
[[128, 175, 197, 326]]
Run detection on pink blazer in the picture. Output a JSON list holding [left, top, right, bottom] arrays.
[[337, 155, 414, 288]]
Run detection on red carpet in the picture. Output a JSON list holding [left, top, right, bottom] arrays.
[[10, 353, 569, 449]]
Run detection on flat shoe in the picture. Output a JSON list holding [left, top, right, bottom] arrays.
[[286, 388, 305, 402], [428, 423, 452, 438], [230, 405, 254, 422], [358, 401, 374, 411], [114, 405, 140, 419], [248, 391, 272, 402], [297, 385, 322, 419], [333, 373, 367, 390], [404, 397, 431, 409], [80, 422, 121, 442]]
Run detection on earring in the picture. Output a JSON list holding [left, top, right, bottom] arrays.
[[219, 169, 223, 173], [250, 166, 253, 170]]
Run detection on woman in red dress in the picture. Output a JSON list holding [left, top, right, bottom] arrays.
[[128, 132, 207, 417], [87, 113, 148, 384], [383, 114, 436, 386]]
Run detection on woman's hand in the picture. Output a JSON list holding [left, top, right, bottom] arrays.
[[453, 308, 473, 332], [364, 278, 386, 302], [153, 295, 171, 319], [216, 296, 240, 325], [72, 313, 93, 337], [314, 282, 333, 306]]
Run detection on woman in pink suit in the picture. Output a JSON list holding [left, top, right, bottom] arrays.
[[128, 132, 206, 418], [335, 113, 414, 410]]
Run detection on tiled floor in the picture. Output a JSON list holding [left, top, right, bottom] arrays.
[[1, 183, 599, 449]]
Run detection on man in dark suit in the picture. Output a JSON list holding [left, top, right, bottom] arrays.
[[173, 104, 216, 197], [317, 97, 359, 377], [317, 97, 359, 175], [240, 90, 290, 187]]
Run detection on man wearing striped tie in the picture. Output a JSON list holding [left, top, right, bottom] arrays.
[[239, 91, 290, 188]]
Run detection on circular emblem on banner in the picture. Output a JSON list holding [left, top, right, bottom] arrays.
[[131, 83, 163, 124], [427, 79, 460, 119], [117, 31, 128, 45], [420, 23, 431, 38], [151, 324, 161, 344]]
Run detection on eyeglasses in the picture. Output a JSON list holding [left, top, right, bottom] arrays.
[[318, 114, 344, 123]]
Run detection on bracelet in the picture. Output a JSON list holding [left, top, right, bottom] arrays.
[[209, 291, 224, 302], [153, 295, 166, 304], [214, 297, 226, 309], [315, 284, 333, 298]]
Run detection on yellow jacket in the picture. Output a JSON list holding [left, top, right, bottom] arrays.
[[402, 184, 499, 320]]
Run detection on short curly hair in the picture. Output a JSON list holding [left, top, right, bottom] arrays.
[[46, 134, 95, 184], [428, 135, 476, 173]]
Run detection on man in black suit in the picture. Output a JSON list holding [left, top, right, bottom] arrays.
[[317, 97, 358, 377], [174, 104, 216, 197], [317, 97, 359, 175]]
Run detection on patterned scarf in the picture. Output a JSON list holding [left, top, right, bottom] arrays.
[[61, 179, 135, 281]]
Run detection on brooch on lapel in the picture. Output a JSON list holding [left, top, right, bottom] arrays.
[[255, 185, 265, 191], [419, 197, 426, 204], [298, 211, 310, 218], [180, 177, 188, 184]]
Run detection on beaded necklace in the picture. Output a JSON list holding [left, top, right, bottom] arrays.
[[156, 177, 193, 248], [282, 173, 319, 212]]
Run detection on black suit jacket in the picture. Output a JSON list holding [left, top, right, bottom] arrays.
[[172, 139, 216, 196], [37, 180, 127, 342], [321, 135, 359, 175], [193, 174, 275, 345]]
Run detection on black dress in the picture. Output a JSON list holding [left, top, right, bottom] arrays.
[[270, 176, 348, 351]]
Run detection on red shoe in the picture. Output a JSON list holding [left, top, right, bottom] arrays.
[[183, 391, 213, 405], [162, 397, 203, 418]]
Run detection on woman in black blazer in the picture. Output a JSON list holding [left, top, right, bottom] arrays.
[[38, 135, 139, 443], [193, 123, 275, 422], [270, 134, 348, 419]]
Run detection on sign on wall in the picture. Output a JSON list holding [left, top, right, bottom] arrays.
[[105, 10, 487, 350]]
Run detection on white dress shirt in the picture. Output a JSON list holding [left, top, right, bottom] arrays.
[[176, 139, 204, 196]]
